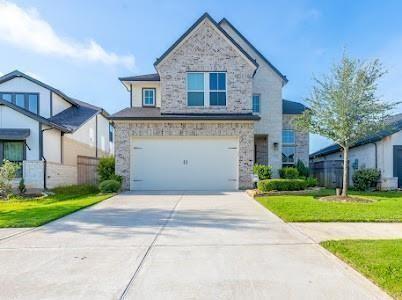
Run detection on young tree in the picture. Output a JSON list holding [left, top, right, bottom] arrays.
[[297, 54, 397, 197]]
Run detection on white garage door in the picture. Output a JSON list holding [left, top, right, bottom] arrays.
[[130, 137, 239, 190]]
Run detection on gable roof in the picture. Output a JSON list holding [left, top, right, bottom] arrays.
[[119, 73, 160, 82], [0, 98, 70, 132], [310, 113, 402, 158], [49, 99, 109, 132], [0, 70, 79, 107], [283, 99, 307, 114], [219, 18, 288, 84], [154, 13, 258, 69]]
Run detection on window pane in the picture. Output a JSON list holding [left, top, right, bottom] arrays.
[[28, 94, 38, 113], [1, 93, 12, 102], [4, 142, 24, 161], [188, 92, 204, 106], [143, 89, 155, 105], [210, 92, 218, 106], [16, 94, 25, 108], [187, 73, 204, 90], [252, 95, 260, 113], [282, 146, 295, 163], [209, 73, 218, 90], [217, 92, 226, 105], [218, 73, 226, 90], [282, 130, 295, 144]]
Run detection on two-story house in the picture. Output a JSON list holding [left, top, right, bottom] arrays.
[[111, 13, 308, 191], [0, 70, 114, 189]]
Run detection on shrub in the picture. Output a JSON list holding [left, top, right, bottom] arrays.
[[0, 160, 20, 198], [253, 164, 272, 180], [352, 168, 381, 191], [279, 167, 299, 179], [296, 160, 310, 178], [305, 176, 318, 187], [18, 178, 26, 194], [97, 156, 117, 182], [51, 184, 99, 196], [99, 180, 121, 193], [257, 179, 307, 192]]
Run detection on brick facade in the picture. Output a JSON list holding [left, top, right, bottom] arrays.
[[156, 19, 256, 114], [114, 120, 255, 190]]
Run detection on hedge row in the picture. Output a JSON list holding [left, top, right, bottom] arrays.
[[257, 179, 308, 192]]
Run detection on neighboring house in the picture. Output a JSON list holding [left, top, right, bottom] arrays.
[[0, 70, 114, 189], [310, 113, 402, 190], [111, 13, 308, 191]]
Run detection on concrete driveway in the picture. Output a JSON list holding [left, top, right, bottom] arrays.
[[0, 192, 390, 300]]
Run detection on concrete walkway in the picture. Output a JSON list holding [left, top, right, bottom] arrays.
[[292, 222, 402, 242], [0, 192, 391, 299]]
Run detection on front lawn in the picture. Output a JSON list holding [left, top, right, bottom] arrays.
[[0, 185, 113, 228], [256, 190, 402, 222], [322, 239, 402, 299]]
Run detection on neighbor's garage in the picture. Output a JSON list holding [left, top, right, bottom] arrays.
[[130, 136, 239, 190]]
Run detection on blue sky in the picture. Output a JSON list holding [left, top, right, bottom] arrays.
[[1, 0, 401, 152]]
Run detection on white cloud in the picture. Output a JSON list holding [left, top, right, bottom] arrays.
[[0, 1, 135, 69]]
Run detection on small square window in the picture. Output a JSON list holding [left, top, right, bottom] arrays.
[[142, 88, 155, 106]]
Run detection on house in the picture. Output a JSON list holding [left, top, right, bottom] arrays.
[[310, 113, 402, 190], [0, 70, 114, 189], [111, 13, 309, 191]]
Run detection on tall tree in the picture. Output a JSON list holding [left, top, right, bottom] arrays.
[[297, 54, 397, 196]]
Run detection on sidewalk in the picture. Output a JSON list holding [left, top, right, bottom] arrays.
[[292, 222, 402, 242]]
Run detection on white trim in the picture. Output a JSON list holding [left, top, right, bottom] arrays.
[[142, 88, 156, 106]]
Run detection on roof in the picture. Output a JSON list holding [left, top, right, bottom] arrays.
[[283, 99, 307, 114], [0, 70, 79, 107], [49, 99, 106, 132], [110, 107, 260, 121], [0, 128, 30, 140], [310, 113, 402, 158], [119, 73, 160, 82], [218, 18, 288, 84], [154, 13, 258, 69]]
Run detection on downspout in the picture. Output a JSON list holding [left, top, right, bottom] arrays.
[[95, 114, 98, 158], [40, 126, 54, 190], [372, 142, 378, 169], [130, 84, 133, 108]]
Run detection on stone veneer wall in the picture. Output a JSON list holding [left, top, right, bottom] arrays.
[[46, 162, 77, 189], [156, 19, 256, 114], [23, 160, 44, 189], [283, 115, 309, 166], [114, 121, 255, 190]]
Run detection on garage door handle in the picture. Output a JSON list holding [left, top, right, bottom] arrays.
[[133, 147, 143, 150], [183, 160, 189, 165], [228, 179, 237, 181], [133, 179, 143, 182], [228, 147, 237, 149]]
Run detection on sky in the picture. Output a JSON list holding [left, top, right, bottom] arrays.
[[1, 0, 401, 153]]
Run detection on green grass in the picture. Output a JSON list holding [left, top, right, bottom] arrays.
[[322, 239, 402, 299], [256, 189, 402, 222], [0, 185, 113, 228]]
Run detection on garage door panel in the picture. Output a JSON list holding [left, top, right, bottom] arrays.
[[130, 137, 238, 190]]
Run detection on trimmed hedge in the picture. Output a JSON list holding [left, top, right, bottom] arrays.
[[257, 179, 307, 192], [279, 167, 299, 179], [352, 168, 380, 191], [305, 176, 318, 187], [99, 180, 121, 193], [253, 164, 272, 180]]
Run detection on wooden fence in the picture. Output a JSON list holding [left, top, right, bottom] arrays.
[[77, 156, 99, 185]]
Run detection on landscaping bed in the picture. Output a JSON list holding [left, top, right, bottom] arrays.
[[322, 239, 402, 299], [0, 185, 113, 228], [256, 189, 402, 222]]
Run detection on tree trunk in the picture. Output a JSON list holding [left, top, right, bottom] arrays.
[[342, 146, 349, 197]]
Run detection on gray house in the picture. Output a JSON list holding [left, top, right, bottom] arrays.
[[111, 13, 308, 191], [310, 113, 402, 189]]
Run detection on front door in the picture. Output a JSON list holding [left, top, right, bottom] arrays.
[[394, 146, 402, 188]]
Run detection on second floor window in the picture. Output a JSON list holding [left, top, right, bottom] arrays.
[[282, 129, 295, 145], [187, 72, 226, 107], [142, 88, 156, 106], [252, 94, 260, 113], [0, 92, 39, 114]]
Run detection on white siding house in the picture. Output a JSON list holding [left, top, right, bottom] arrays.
[[0, 70, 114, 189]]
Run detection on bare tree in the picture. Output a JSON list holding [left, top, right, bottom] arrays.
[[296, 54, 397, 196]]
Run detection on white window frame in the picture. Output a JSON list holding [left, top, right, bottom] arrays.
[[142, 88, 156, 107], [186, 72, 227, 107]]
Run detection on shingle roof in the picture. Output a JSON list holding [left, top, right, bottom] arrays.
[[49, 100, 103, 132], [110, 107, 260, 121], [119, 73, 160, 82], [154, 13, 258, 69], [218, 18, 288, 84], [283, 99, 307, 114], [0, 128, 30, 140], [310, 113, 402, 158], [0, 70, 79, 107]]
